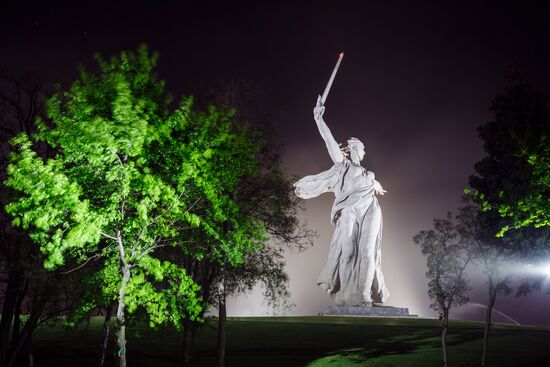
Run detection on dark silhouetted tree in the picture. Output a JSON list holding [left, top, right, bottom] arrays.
[[0, 70, 94, 367], [458, 193, 512, 367], [413, 213, 472, 367]]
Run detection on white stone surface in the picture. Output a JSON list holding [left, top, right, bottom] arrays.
[[294, 101, 390, 306]]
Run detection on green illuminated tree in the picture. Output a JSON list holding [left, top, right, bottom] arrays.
[[179, 81, 314, 367], [211, 146, 312, 367], [469, 71, 549, 237], [4, 47, 263, 367]]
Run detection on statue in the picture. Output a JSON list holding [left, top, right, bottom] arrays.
[[294, 98, 390, 306]]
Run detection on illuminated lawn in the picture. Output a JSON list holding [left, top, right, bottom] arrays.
[[31, 316, 550, 366]]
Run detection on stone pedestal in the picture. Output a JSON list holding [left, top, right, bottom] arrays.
[[324, 305, 416, 317]]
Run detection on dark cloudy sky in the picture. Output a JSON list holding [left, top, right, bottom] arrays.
[[3, 0, 550, 324]]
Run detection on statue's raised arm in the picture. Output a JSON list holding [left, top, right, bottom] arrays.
[[314, 96, 344, 164]]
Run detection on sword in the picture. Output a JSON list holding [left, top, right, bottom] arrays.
[[320, 52, 344, 106]]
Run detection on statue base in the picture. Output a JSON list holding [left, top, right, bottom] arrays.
[[323, 304, 416, 317]]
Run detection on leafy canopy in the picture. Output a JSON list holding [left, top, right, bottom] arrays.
[[5, 46, 264, 327], [469, 73, 549, 237]]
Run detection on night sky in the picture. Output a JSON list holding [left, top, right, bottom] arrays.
[[3, 0, 550, 324]]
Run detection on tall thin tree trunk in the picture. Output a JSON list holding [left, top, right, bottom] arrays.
[[182, 320, 195, 366], [99, 304, 114, 367], [0, 270, 21, 365], [441, 310, 449, 367], [24, 328, 34, 367], [215, 283, 227, 367], [6, 296, 43, 367], [115, 232, 131, 367], [11, 279, 27, 346], [116, 265, 131, 367], [6, 322, 32, 367], [482, 278, 496, 367]]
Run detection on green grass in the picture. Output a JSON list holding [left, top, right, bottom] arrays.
[[25, 316, 550, 366]]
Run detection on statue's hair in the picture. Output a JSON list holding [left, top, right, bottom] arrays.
[[340, 137, 364, 159], [347, 137, 364, 151]]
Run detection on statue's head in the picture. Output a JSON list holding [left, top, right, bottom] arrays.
[[347, 137, 365, 163]]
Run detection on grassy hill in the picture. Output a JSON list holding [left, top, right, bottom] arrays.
[[28, 316, 550, 366]]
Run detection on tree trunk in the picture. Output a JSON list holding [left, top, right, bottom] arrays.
[[482, 278, 496, 367], [182, 319, 195, 366], [11, 279, 27, 346], [99, 304, 114, 367], [216, 269, 227, 367], [116, 264, 131, 367], [6, 322, 33, 367], [5, 296, 43, 367], [441, 310, 449, 367], [24, 328, 34, 367], [0, 270, 22, 365], [182, 257, 215, 366], [215, 298, 227, 367]]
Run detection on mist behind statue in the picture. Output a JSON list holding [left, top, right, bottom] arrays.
[[294, 96, 390, 306]]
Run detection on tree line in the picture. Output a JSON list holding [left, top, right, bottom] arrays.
[[0, 46, 313, 367], [413, 68, 549, 367]]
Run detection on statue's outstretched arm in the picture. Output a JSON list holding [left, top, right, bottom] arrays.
[[313, 97, 343, 163]]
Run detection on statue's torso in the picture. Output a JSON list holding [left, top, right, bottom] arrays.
[[331, 160, 376, 222], [337, 161, 373, 193]]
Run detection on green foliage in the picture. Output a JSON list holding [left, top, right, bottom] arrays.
[[4, 46, 265, 331], [126, 258, 202, 326], [186, 81, 314, 319], [469, 73, 549, 237], [6, 134, 104, 269]]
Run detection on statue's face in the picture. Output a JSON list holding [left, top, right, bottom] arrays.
[[357, 146, 365, 161], [349, 145, 365, 162]]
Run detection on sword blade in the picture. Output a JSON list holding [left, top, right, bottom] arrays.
[[321, 52, 344, 105]]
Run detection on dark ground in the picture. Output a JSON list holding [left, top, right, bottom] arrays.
[[23, 316, 550, 366]]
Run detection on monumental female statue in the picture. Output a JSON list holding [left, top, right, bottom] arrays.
[[294, 96, 390, 307]]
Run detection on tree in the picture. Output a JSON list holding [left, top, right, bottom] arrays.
[[469, 70, 549, 237], [179, 80, 314, 366], [0, 70, 81, 367], [211, 144, 312, 367], [4, 46, 263, 366], [458, 193, 512, 367], [0, 70, 44, 366], [413, 213, 472, 367]]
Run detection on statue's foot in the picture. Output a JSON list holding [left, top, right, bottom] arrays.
[[361, 300, 372, 307]]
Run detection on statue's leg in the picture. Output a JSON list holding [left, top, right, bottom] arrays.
[[374, 265, 390, 303], [359, 202, 382, 304], [373, 203, 390, 303], [333, 208, 361, 305], [317, 211, 346, 294]]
